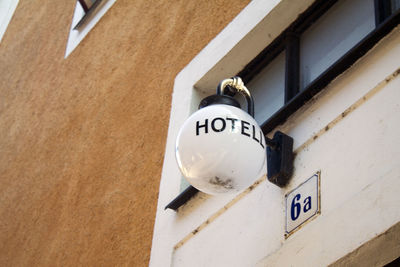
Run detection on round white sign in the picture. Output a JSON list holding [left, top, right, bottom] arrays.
[[175, 104, 267, 195]]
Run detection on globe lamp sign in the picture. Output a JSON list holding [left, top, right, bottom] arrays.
[[175, 77, 294, 195]]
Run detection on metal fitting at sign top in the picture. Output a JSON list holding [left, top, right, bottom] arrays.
[[217, 76, 249, 96], [217, 77, 255, 117]]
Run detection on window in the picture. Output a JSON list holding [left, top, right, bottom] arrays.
[[300, 0, 375, 89], [238, 0, 400, 134], [165, 0, 400, 210], [74, 0, 104, 30], [78, 0, 98, 12], [376, 0, 400, 24], [65, 0, 117, 58], [247, 51, 285, 124]]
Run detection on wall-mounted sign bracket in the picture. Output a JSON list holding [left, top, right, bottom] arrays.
[[267, 131, 294, 187]]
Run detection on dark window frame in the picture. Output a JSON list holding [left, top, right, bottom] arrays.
[[165, 0, 400, 211], [240, 0, 400, 134], [375, 0, 400, 25]]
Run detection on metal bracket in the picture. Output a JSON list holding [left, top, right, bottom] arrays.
[[267, 131, 294, 187], [165, 186, 199, 211]]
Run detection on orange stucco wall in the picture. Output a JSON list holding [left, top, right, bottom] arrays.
[[0, 0, 249, 265]]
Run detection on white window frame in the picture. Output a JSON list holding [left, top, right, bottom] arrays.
[[0, 0, 19, 43], [64, 0, 117, 58]]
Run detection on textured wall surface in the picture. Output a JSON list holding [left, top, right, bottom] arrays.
[[0, 0, 249, 265]]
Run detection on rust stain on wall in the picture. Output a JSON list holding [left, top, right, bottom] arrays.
[[173, 176, 266, 251], [295, 67, 400, 154], [0, 0, 249, 266]]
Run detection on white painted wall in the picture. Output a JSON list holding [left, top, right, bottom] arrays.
[[150, 0, 400, 266], [0, 0, 19, 43]]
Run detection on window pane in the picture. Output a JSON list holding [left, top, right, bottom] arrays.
[[300, 0, 375, 90], [246, 51, 285, 125], [390, 0, 400, 13]]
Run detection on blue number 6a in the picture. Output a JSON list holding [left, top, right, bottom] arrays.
[[291, 194, 301, 221]]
